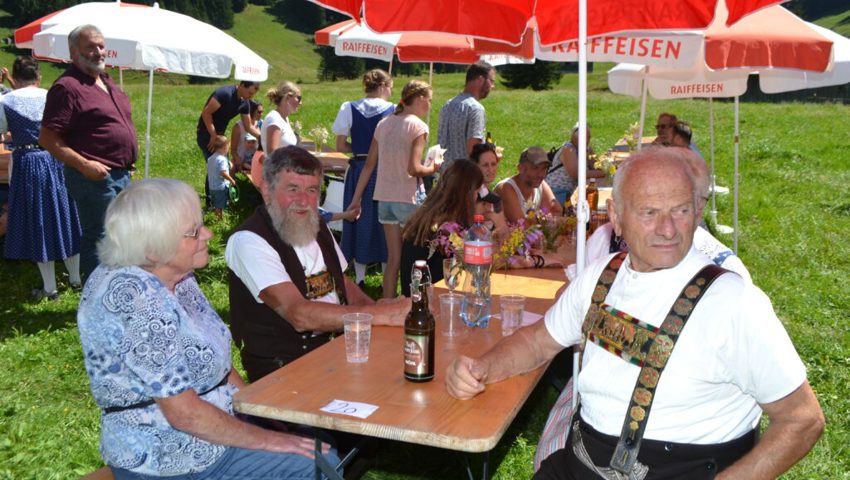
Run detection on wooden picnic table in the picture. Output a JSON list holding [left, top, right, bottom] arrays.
[[233, 267, 569, 477]]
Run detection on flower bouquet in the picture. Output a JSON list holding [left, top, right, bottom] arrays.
[[428, 220, 543, 270], [308, 125, 329, 152], [623, 121, 641, 151], [525, 209, 570, 252], [593, 151, 618, 179]]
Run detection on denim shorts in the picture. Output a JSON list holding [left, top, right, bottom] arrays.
[[378, 201, 418, 225], [211, 189, 229, 210]]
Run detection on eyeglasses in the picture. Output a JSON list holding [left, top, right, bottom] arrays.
[[291, 94, 302, 102], [183, 224, 204, 239]]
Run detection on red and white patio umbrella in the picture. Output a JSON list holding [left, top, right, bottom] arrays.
[[315, 19, 533, 67], [607, 4, 849, 252], [309, 0, 785, 47]]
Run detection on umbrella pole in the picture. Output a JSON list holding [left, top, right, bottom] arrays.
[[427, 62, 433, 131], [572, 0, 588, 411], [709, 98, 717, 225], [388, 57, 393, 76], [144, 69, 153, 178], [637, 74, 648, 149], [119, 68, 124, 90], [733, 96, 740, 253]]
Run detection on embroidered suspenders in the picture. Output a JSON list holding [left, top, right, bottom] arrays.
[[578, 252, 728, 476], [609, 263, 727, 474]]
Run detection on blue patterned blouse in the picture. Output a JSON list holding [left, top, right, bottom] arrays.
[[78, 265, 236, 476]]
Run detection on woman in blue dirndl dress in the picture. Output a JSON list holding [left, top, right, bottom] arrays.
[[1, 57, 80, 300], [332, 69, 394, 285]]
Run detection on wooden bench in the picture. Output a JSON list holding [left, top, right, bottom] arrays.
[[81, 467, 113, 480]]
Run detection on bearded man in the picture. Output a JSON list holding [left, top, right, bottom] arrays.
[[40, 24, 138, 284], [226, 146, 409, 382]]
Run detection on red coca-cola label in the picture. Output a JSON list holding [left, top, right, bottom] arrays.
[[464, 241, 492, 265]]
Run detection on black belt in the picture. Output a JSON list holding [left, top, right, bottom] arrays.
[[575, 415, 757, 471], [102, 371, 231, 414]]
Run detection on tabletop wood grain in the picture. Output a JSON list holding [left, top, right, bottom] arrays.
[[233, 268, 568, 452]]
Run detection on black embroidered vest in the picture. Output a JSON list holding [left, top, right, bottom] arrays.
[[228, 205, 348, 381]]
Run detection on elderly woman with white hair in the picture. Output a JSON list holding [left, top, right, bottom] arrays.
[[77, 179, 335, 479], [545, 123, 606, 205]]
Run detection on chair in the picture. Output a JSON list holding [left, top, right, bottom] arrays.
[[321, 174, 345, 233]]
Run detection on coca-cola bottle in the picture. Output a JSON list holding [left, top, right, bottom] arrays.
[[461, 215, 492, 328]]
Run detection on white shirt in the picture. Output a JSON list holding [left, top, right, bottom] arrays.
[[332, 97, 394, 136], [225, 227, 348, 304], [545, 248, 805, 443], [260, 110, 297, 153]]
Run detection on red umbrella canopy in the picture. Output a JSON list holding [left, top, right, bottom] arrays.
[[309, 0, 787, 46], [315, 19, 533, 64]]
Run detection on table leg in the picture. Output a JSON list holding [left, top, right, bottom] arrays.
[[462, 451, 491, 480], [314, 437, 362, 480]]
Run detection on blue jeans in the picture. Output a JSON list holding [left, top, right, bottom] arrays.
[[109, 445, 339, 480], [63, 166, 131, 284], [377, 201, 418, 225]]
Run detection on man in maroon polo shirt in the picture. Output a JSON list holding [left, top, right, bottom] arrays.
[[39, 24, 138, 284]]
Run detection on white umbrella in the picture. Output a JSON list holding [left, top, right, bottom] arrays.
[[18, 1, 269, 177]]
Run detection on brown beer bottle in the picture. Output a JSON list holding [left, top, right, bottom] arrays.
[[404, 260, 435, 382], [586, 178, 599, 212]]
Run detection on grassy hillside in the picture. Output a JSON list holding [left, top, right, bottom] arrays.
[[813, 9, 850, 37]]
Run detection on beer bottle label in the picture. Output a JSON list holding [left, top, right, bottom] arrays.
[[464, 241, 492, 265], [403, 334, 430, 375]]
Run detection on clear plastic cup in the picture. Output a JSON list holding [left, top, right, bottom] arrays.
[[343, 313, 372, 363], [499, 294, 526, 336], [439, 293, 464, 337]]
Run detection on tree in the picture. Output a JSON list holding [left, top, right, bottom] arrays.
[[201, 0, 234, 29], [316, 46, 364, 81], [499, 61, 563, 91]]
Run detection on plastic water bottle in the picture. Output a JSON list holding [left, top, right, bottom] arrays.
[[461, 215, 492, 328]]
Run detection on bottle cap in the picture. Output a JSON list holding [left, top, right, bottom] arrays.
[[414, 260, 427, 267], [473, 214, 485, 222]]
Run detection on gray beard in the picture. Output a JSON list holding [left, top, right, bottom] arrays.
[[267, 201, 320, 247], [76, 56, 105, 75]]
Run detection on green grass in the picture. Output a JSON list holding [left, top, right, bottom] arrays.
[[0, 5, 849, 480]]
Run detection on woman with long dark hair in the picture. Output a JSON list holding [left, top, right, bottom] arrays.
[[399, 160, 483, 296]]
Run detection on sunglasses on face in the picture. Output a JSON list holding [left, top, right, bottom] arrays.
[[656, 124, 671, 129]]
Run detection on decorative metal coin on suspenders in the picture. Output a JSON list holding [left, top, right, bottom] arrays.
[[575, 252, 728, 479]]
